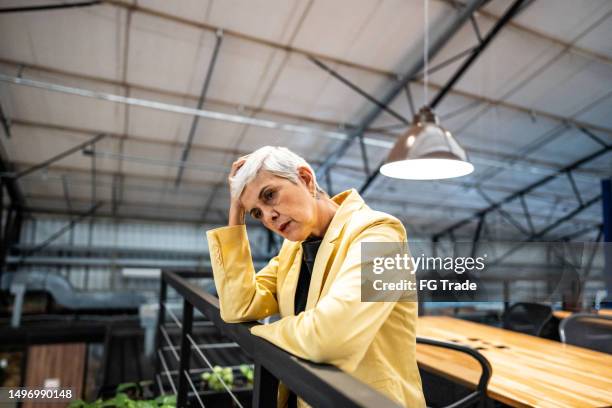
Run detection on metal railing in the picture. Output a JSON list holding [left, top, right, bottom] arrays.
[[155, 270, 403, 407]]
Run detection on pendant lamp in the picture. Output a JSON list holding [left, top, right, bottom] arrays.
[[380, 106, 474, 180], [380, 0, 474, 180]]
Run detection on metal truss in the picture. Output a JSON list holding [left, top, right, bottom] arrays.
[[0, 150, 26, 277], [19, 202, 103, 261], [433, 144, 611, 242], [175, 30, 224, 187], [603, 179, 612, 294], [0, 132, 105, 270], [0, 1, 100, 13], [7, 133, 106, 180], [13, 117, 605, 185], [431, 0, 527, 106], [307, 56, 411, 126], [0, 0, 608, 241], [1, 54, 610, 177], [0, 100, 11, 138], [0, 73, 352, 143]]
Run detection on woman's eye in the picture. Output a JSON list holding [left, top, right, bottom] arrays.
[[251, 209, 262, 219], [264, 189, 276, 202]]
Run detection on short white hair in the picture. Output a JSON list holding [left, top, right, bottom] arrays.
[[230, 146, 324, 199]]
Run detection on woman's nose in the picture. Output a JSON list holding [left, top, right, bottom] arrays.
[[264, 208, 279, 224], [270, 209, 279, 221]]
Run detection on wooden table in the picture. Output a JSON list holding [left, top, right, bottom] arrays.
[[416, 316, 612, 408], [553, 309, 612, 319]]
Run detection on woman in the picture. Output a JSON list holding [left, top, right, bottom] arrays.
[[206, 146, 425, 407]]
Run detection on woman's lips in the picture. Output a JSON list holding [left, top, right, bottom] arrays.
[[279, 221, 291, 232]]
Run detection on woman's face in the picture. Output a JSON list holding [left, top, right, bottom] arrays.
[[239, 167, 317, 241]]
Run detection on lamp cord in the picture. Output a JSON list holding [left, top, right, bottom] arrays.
[[424, 0, 429, 107]]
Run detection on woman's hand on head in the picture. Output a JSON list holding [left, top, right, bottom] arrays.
[[228, 156, 248, 226]]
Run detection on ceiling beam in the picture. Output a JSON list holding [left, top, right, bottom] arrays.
[[0, 1, 101, 14], [0, 134, 26, 210], [101, 0, 393, 78], [102, 0, 612, 77], [93, 0, 612, 138], [9, 118, 610, 182], [2, 51, 611, 143], [10, 155, 596, 216], [0, 73, 357, 142], [175, 30, 224, 187], [18, 205, 230, 226], [13, 133, 106, 180], [0, 58, 383, 137], [430, 0, 528, 107], [445, 0, 612, 67], [16, 190, 600, 229], [434, 145, 611, 238]]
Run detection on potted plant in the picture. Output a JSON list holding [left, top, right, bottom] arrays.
[[201, 366, 234, 392], [198, 365, 253, 407], [238, 365, 254, 387], [68, 381, 176, 408]]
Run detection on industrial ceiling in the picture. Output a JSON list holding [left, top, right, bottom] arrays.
[[0, 0, 610, 241]]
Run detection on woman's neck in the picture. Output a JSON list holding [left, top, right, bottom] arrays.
[[309, 197, 340, 238]]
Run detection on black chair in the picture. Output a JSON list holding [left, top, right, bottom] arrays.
[[417, 337, 492, 408], [559, 313, 612, 354], [502, 302, 553, 337]]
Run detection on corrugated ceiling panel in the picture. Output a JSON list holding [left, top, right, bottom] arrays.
[[575, 94, 612, 129], [263, 52, 394, 124], [127, 12, 211, 94], [504, 53, 612, 118], [484, 0, 612, 48], [291, 0, 449, 73], [429, 22, 566, 102], [0, 4, 125, 80], [138, 0, 307, 45], [575, 16, 612, 58]]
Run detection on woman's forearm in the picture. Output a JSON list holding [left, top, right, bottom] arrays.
[[207, 225, 279, 322], [228, 201, 245, 226]]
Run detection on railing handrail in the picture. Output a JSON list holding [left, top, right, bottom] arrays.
[[160, 270, 403, 408]]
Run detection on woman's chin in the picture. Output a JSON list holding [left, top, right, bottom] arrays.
[[282, 227, 307, 242], [283, 232, 300, 242]]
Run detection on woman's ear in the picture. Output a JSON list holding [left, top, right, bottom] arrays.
[[297, 166, 315, 192]]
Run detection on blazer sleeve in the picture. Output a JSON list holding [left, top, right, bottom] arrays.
[[206, 224, 280, 323], [250, 219, 407, 372]]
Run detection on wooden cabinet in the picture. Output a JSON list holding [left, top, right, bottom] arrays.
[[23, 343, 86, 408]]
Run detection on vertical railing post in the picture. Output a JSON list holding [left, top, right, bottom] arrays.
[[503, 280, 510, 313], [154, 273, 167, 379], [602, 179, 612, 296], [177, 300, 194, 407], [252, 363, 278, 408]]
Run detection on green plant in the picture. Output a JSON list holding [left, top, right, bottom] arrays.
[[239, 364, 254, 386], [200, 365, 233, 391], [68, 382, 176, 408]]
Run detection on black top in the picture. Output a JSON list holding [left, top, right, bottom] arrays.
[[288, 235, 322, 408], [294, 236, 323, 314]]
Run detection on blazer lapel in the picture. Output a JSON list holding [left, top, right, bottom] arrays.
[[281, 245, 302, 317], [305, 238, 335, 310], [305, 189, 365, 309]]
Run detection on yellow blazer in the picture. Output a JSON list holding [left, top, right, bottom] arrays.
[[206, 189, 425, 407]]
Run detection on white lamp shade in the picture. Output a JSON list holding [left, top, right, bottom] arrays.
[[380, 158, 474, 180]]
